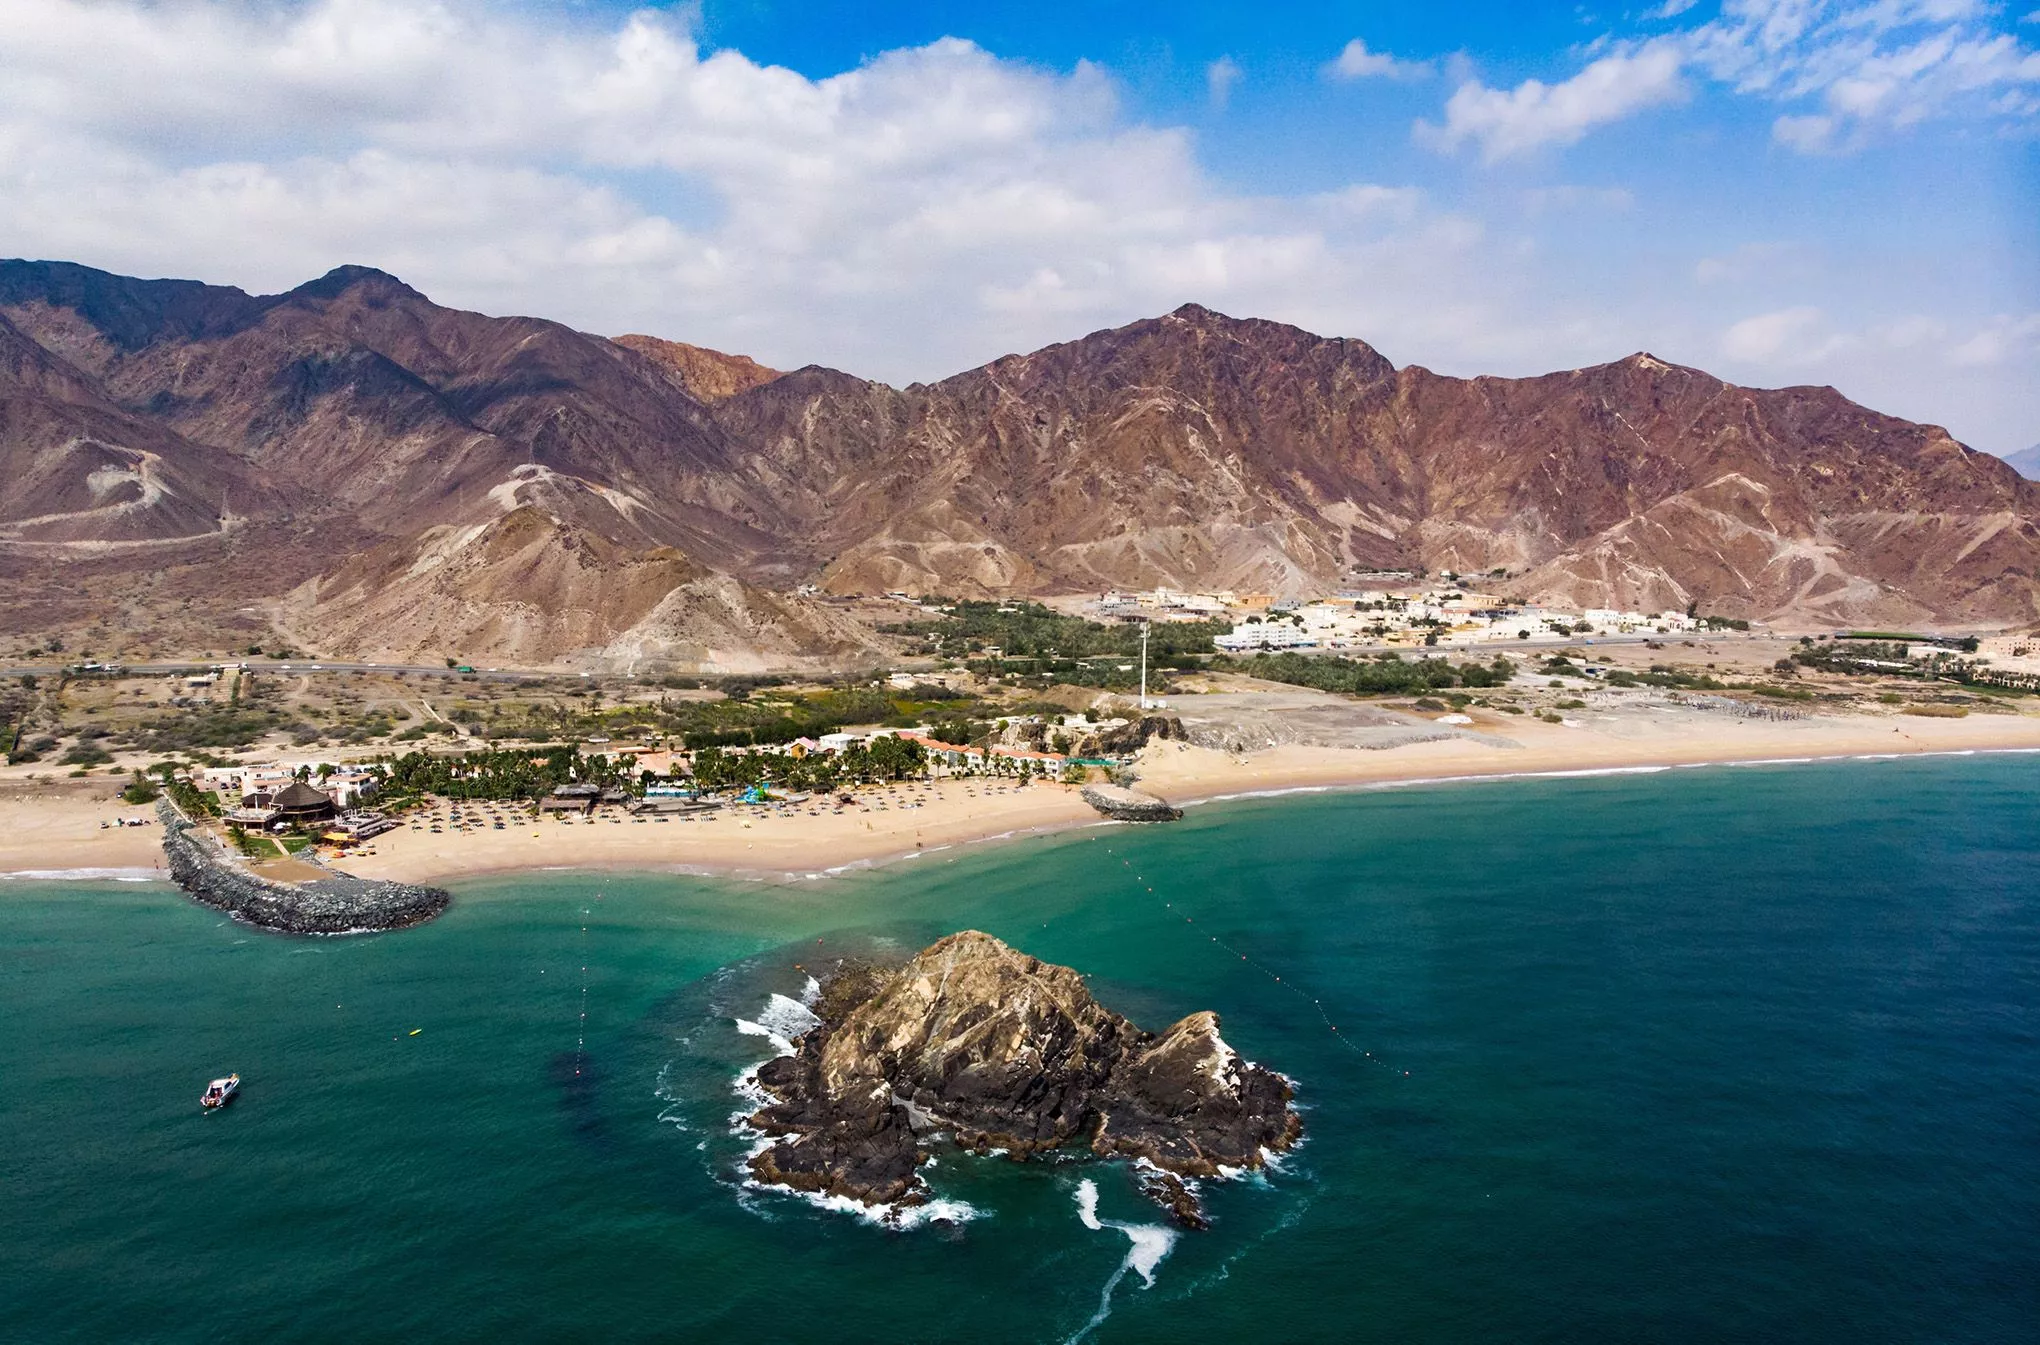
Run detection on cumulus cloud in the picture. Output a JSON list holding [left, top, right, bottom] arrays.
[[0, 0, 1530, 380], [0, 0, 2030, 453], [1418, 40, 1687, 161], [1327, 39, 1431, 80]]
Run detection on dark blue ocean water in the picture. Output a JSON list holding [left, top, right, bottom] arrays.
[[3, 755, 2036, 1343]]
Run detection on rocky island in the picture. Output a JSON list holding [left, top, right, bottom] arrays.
[[746, 931, 1301, 1227]]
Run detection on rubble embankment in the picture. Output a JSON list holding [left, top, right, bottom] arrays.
[[157, 800, 449, 935], [1080, 782, 1184, 822]]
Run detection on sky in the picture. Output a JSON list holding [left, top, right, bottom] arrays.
[[0, 1, 2035, 454]]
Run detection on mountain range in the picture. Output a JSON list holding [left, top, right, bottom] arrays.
[[2, 259, 2035, 669]]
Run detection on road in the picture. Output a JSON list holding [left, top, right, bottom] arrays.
[[0, 661, 590, 683]]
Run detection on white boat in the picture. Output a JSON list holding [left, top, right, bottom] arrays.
[[200, 1074, 239, 1109]]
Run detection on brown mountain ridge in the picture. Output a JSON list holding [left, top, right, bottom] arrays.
[[1, 259, 2034, 667]]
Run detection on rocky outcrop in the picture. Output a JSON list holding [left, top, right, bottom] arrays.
[[1076, 714, 1184, 759], [1080, 783, 1184, 822], [158, 801, 448, 935], [746, 931, 1299, 1227]]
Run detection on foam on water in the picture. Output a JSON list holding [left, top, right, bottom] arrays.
[[755, 992, 821, 1041], [726, 987, 982, 1230], [741, 1182, 983, 1230], [1067, 1177, 1179, 1344], [731, 1018, 794, 1057], [0, 867, 162, 882]]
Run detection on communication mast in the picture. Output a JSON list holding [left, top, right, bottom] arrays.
[[1139, 623, 1152, 710]]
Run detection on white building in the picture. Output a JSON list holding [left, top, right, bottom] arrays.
[[1215, 621, 1317, 652]]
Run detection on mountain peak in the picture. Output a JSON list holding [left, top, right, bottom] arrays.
[[287, 265, 424, 303]]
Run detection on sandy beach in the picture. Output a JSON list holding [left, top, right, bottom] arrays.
[[0, 781, 168, 879], [6, 706, 2036, 889], [329, 706, 2040, 885]]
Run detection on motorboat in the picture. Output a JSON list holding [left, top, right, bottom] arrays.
[[200, 1074, 240, 1110]]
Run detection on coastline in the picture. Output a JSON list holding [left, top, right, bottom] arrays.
[[7, 710, 2038, 889]]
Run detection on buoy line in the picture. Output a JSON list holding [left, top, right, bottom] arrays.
[[573, 896, 595, 1079], [1096, 838, 1408, 1077]]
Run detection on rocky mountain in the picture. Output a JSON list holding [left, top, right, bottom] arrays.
[[1, 257, 2035, 666], [746, 931, 1300, 1226], [611, 334, 782, 403], [2003, 444, 2040, 482]]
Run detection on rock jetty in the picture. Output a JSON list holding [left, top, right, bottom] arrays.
[[746, 931, 1300, 1227], [1080, 782, 1184, 822], [158, 801, 449, 935]]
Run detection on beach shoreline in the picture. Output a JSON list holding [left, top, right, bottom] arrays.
[[9, 708, 2035, 890]]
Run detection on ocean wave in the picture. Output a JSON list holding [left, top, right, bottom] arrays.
[[732, 1017, 795, 1058], [726, 985, 981, 1231], [1068, 1177, 1178, 1344], [740, 1177, 983, 1230], [754, 991, 821, 1042], [0, 867, 163, 882]]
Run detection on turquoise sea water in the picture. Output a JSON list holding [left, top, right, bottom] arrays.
[[4, 755, 2037, 1343]]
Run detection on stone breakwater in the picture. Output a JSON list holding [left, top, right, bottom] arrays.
[[157, 801, 449, 935], [1080, 783, 1183, 822]]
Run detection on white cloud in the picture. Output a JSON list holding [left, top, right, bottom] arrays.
[[1327, 39, 1431, 80], [0, 0, 2030, 454], [1723, 305, 1833, 361], [1947, 314, 2040, 366], [1418, 40, 1687, 161], [1206, 55, 1242, 109], [0, 0, 1518, 380], [1422, 0, 2040, 161]]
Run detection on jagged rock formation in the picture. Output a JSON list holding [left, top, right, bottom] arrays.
[[3, 258, 2037, 664], [746, 931, 1299, 1227]]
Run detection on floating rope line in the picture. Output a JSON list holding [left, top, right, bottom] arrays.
[[1098, 840, 1407, 1077], [573, 898, 595, 1078]]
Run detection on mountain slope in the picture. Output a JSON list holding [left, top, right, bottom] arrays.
[[2002, 444, 2040, 481], [707, 307, 2037, 624], [2, 259, 2035, 665]]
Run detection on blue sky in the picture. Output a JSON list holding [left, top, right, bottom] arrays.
[[0, 0, 2035, 452]]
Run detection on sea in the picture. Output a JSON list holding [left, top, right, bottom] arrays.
[[3, 753, 2036, 1344]]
